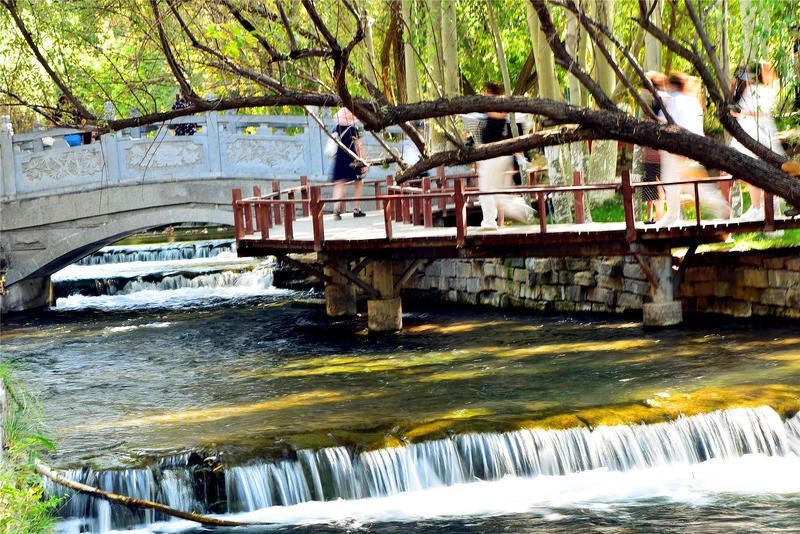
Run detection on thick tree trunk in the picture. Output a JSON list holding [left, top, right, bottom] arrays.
[[487, 0, 519, 137], [441, 0, 458, 97], [739, 0, 769, 62], [527, 2, 573, 222], [426, 0, 447, 151], [362, 7, 380, 89], [631, 0, 664, 220], [402, 0, 420, 103], [587, 0, 618, 216]]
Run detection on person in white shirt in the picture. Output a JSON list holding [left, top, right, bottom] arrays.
[[658, 73, 705, 225], [730, 61, 786, 220]]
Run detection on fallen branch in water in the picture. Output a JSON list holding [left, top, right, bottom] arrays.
[[35, 460, 272, 527]]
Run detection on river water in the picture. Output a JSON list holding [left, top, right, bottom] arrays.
[[2, 240, 800, 533]]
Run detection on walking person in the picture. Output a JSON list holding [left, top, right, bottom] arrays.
[[658, 73, 705, 226], [730, 61, 786, 220], [329, 108, 367, 219], [476, 82, 514, 230]]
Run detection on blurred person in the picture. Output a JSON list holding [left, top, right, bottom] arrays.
[[730, 61, 785, 220], [658, 73, 705, 226], [329, 107, 367, 219]]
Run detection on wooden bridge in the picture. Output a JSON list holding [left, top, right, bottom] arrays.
[[233, 170, 800, 330]]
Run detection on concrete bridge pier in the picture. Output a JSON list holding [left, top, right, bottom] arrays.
[[324, 259, 357, 317], [2, 276, 53, 313], [642, 254, 683, 327], [367, 260, 402, 332]]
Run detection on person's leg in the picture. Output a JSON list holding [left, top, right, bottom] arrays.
[[477, 160, 498, 228], [742, 184, 764, 219], [661, 153, 682, 222], [333, 181, 345, 216], [353, 179, 363, 212], [750, 185, 764, 211]]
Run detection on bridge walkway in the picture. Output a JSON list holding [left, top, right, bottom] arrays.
[[232, 170, 800, 330]]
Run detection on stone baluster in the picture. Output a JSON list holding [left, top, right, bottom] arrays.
[[1, 116, 15, 198], [206, 111, 221, 176], [101, 101, 120, 184], [128, 107, 141, 138]]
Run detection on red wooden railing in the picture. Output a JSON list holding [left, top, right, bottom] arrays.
[[233, 170, 749, 250]]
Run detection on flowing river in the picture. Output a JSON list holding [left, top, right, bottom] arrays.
[[2, 239, 800, 533]]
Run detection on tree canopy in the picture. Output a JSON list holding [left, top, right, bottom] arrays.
[[1, 0, 798, 205]]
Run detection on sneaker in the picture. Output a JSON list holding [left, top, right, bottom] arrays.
[[741, 207, 763, 221], [353, 209, 366, 218], [480, 220, 498, 230], [655, 216, 677, 228], [333, 211, 342, 220]]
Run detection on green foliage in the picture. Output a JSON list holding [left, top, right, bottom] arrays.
[[0, 363, 61, 534]]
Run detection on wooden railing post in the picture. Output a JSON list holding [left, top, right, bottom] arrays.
[[764, 191, 775, 231], [694, 182, 701, 227], [573, 170, 585, 224], [537, 192, 547, 234], [288, 190, 296, 222], [310, 185, 324, 251], [375, 180, 383, 210], [253, 186, 262, 232], [232, 189, 244, 239], [402, 186, 411, 224], [621, 170, 636, 242], [272, 181, 282, 225], [423, 176, 432, 227], [283, 202, 293, 239], [300, 176, 309, 217], [455, 178, 466, 247], [243, 193, 254, 235], [258, 203, 269, 240], [436, 167, 446, 213]]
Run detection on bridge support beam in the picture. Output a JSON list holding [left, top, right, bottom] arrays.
[[1, 276, 53, 314], [367, 260, 402, 332], [642, 255, 683, 327], [325, 260, 357, 317]]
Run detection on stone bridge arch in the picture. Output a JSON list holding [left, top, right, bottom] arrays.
[[1, 178, 275, 312]]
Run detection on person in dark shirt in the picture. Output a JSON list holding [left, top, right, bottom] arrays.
[[329, 108, 367, 219], [172, 92, 197, 136]]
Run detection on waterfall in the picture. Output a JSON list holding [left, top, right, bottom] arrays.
[[46, 407, 800, 532], [76, 240, 235, 266], [53, 267, 274, 301]]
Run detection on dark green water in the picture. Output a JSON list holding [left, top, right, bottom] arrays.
[[3, 256, 800, 533], [3, 295, 799, 468]]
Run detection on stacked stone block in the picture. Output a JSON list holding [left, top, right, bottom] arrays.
[[409, 255, 654, 315], [408, 249, 799, 320], [678, 250, 800, 319]]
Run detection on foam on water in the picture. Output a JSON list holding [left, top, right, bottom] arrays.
[[84, 453, 800, 534]]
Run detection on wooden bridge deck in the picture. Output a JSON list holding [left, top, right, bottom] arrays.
[[237, 210, 800, 260], [233, 171, 800, 261]]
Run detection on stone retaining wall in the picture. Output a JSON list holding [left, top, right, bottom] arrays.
[[676, 249, 800, 319], [404, 248, 800, 319]]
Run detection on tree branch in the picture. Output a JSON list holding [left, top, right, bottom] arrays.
[[149, 0, 195, 99], [2, 0, 94, 121], [528, 0, 616, 110]]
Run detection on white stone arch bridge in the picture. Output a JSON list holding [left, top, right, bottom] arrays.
[[0, 111, 403, 312]]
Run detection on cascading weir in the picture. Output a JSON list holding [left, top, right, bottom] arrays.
[[44, 406, 800, 533]]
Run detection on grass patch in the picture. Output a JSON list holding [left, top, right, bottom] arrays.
[[0, 363, 62, 534]]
